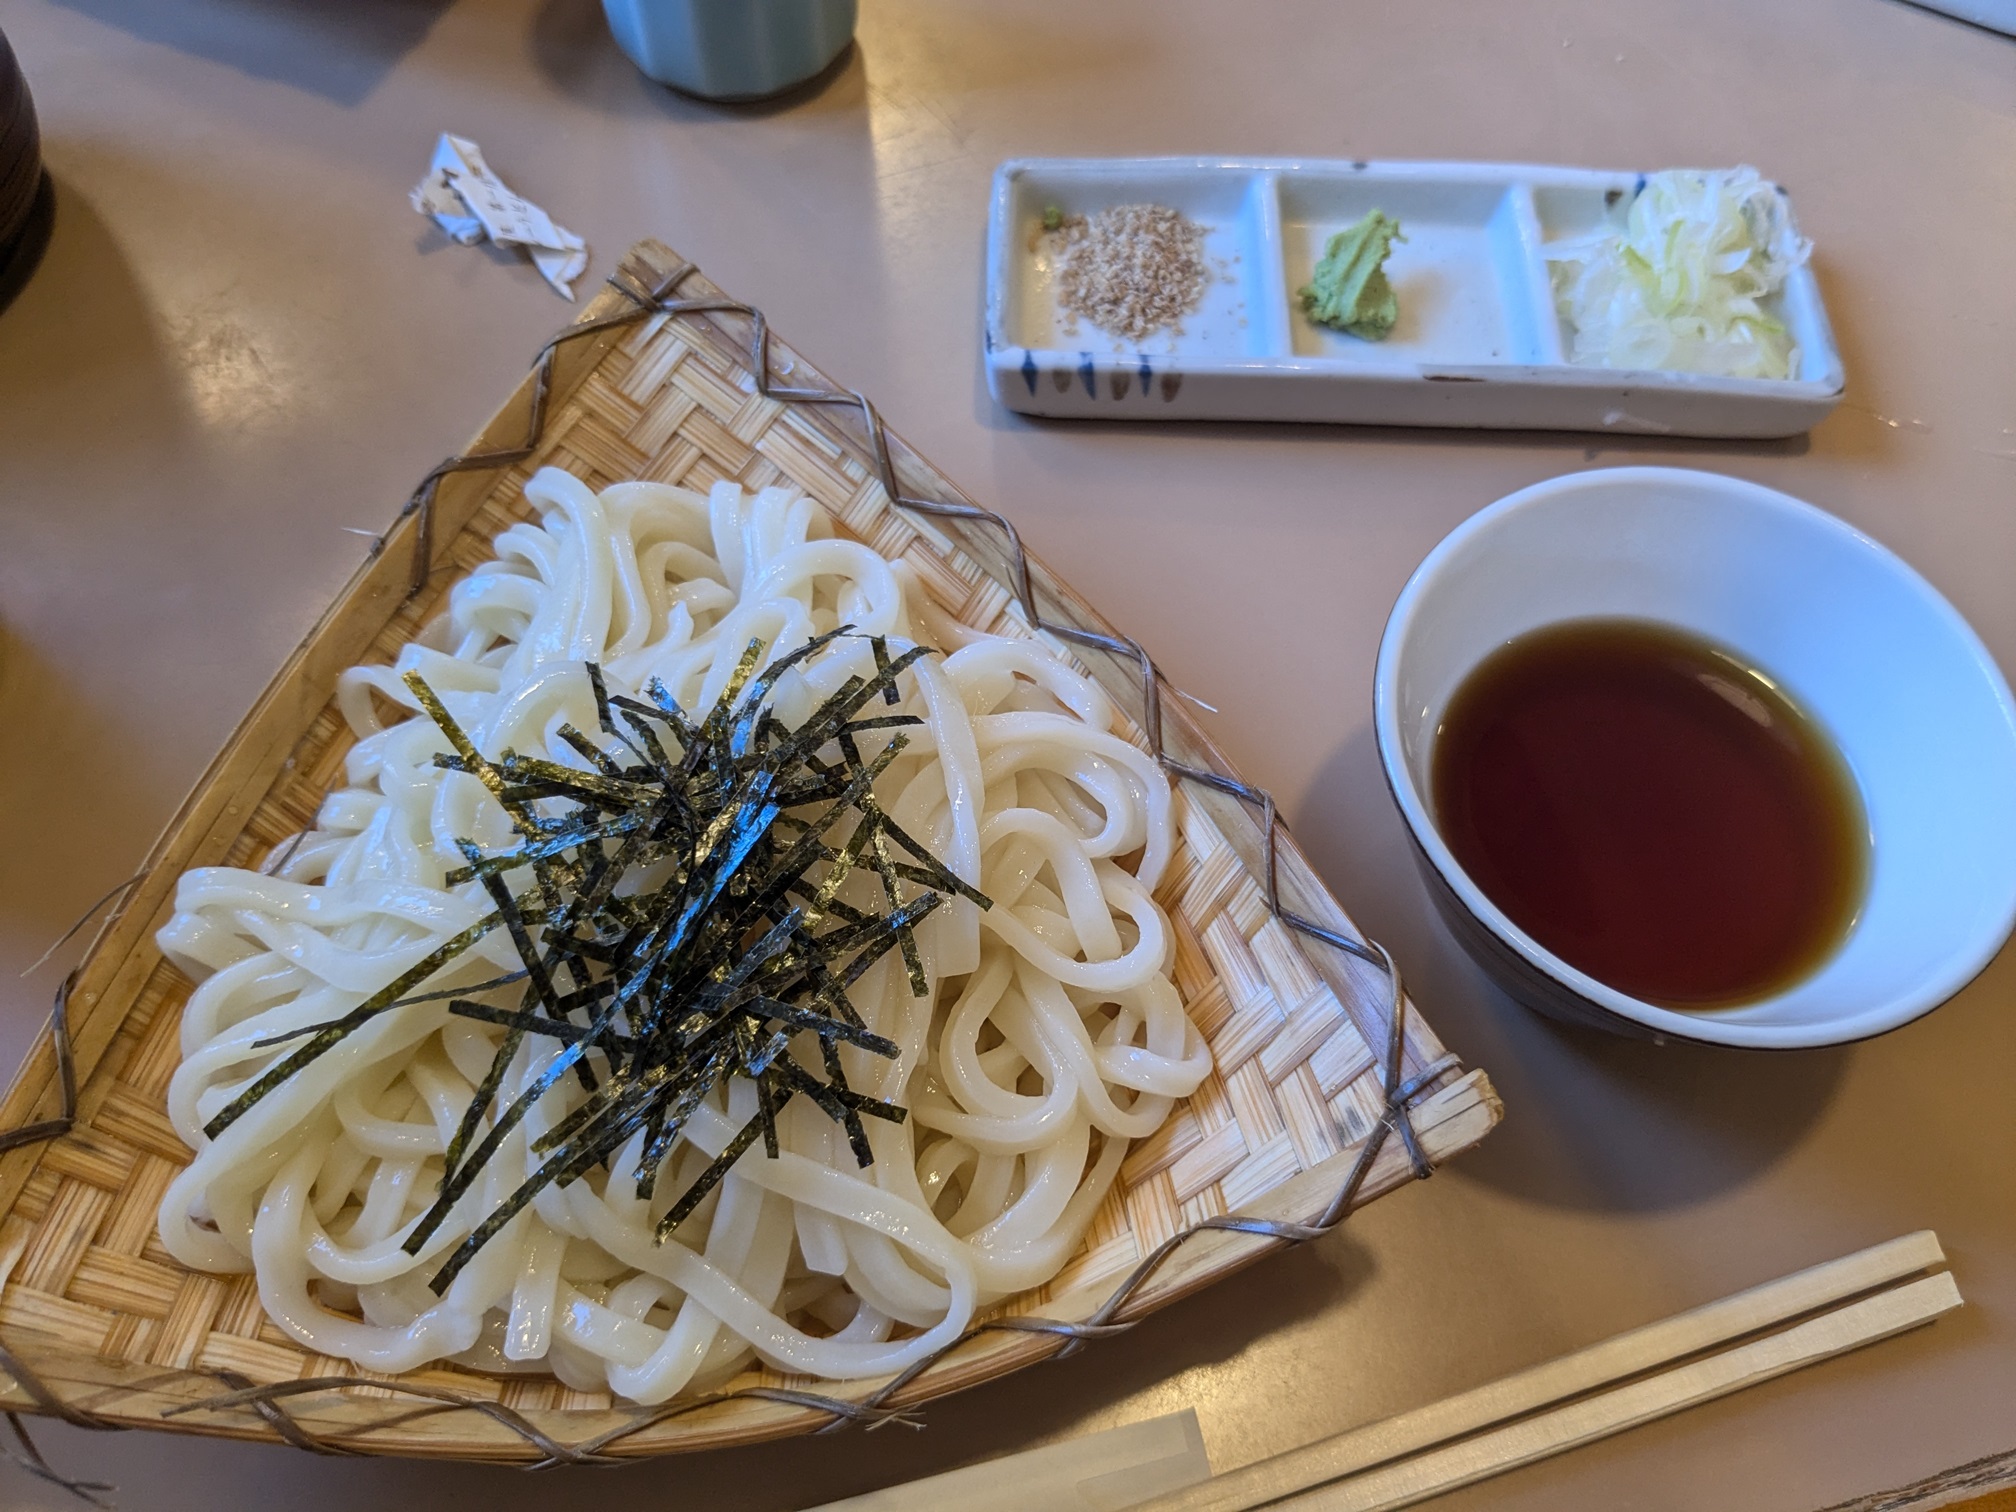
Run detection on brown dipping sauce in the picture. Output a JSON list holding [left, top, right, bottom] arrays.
[[1431, 619, 1867, 1009]]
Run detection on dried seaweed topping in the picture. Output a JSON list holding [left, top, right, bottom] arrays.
[[204, 631, 990, 1294]]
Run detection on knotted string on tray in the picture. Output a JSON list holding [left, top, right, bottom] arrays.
[[0, 255, 1461, 1495]]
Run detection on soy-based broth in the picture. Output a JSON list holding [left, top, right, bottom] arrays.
[[1431, 619, 1867, 1009]]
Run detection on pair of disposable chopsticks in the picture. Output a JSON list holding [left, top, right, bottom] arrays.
[[1134, 1230, 1961, 1512]]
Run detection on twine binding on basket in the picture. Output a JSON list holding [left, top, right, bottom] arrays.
[[0, 259, 1459, 1497]]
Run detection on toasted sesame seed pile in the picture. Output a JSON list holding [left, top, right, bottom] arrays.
[[1054, 203, 1208, 342]]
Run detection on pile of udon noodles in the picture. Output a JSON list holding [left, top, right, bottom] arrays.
[[155, 466, 1212, 1404]]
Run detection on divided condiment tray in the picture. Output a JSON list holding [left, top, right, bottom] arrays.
[[984, 158, 1844, 439]]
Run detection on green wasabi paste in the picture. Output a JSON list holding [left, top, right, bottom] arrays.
[[1298, 210, 1404, 340]]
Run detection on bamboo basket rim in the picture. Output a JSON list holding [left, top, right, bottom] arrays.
[[0, 241, 1500, 1466]]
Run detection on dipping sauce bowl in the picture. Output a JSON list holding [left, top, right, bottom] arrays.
[[1374, 466, 2016, 1047]]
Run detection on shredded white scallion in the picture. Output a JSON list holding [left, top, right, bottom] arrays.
[[1546, 166, 1812, 381]]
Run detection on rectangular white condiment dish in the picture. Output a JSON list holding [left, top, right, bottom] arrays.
[[983, 158, 1844, 438]]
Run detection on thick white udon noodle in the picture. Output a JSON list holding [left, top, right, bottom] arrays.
[[155, 467, 1211, 1403]]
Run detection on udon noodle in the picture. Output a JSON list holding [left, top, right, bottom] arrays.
[[155, 467, 1211, 1402]]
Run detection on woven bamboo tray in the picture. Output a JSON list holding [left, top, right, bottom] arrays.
[[0, 240, 1500, 1463]]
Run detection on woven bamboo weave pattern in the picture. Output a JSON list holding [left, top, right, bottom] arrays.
[[0, 241, 1498, 1461]]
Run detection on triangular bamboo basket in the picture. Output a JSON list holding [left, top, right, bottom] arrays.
[[0, 241, 1499, 1462]]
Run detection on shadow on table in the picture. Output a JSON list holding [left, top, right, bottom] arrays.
[[0, 175, 186, 454], [1290, 724, 1850, 1215], [0, 175, 191, 1058], [700, 1235, 1375, 1510], [43, 0, 451, 107]]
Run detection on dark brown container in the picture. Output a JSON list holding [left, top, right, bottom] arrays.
[[0, 25, 52, 311]]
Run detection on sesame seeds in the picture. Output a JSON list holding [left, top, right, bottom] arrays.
[[1053, 203, 1209, 343]]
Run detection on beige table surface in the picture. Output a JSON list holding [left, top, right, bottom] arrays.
[[0, 0, 2010, 1507]]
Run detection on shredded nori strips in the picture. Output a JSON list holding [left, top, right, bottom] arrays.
[[204, 629, 990, 1294]]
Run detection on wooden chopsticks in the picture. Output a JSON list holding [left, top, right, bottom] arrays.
[[1134, 1231, 1961, 1512]]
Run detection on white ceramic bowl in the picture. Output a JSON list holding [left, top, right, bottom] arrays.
[[1374, 466, 2016, 1048]]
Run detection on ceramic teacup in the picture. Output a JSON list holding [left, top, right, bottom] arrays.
[[602, 0, 855, 101], [1374, 466, 2016, 1047]]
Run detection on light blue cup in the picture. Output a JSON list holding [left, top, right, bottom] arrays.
[[602, 0, 857, 101]]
